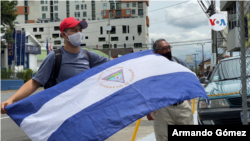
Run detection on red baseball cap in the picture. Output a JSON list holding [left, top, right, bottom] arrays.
[[60, 17, 88, 32]]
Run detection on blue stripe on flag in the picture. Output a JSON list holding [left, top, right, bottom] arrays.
[[48, 72, 206, 141], [5, 50, 156, 126]]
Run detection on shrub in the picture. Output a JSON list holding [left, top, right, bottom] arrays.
[[24, 69, 32, 83]]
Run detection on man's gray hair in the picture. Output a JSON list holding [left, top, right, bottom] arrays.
[[153, 39, 166, 51]]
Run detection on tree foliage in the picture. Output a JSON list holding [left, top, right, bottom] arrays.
[[1, 0, 18, 48]]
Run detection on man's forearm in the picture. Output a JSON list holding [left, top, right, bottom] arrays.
[[9, 79, 41, 103]]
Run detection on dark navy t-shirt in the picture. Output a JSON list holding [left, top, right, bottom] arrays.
[[33, 47, 109, 86]]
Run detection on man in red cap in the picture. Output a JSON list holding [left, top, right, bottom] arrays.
[[1, 17, 110, 114]]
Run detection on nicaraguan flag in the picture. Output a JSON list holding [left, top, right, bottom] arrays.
[[5, 50, 209, 141]]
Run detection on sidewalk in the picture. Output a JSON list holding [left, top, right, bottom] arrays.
[[137, 111, 198, 141]]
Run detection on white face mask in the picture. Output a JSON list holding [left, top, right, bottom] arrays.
[[64, 32, 83, 47]]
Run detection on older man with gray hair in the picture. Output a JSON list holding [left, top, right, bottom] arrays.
[[147, 39, 193, 141]]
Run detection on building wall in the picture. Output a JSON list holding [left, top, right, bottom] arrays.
[[29, 54, 38, 71], [14, 1, 149, 51], [28, 1, 41, 22], [15, 17, 147, 50]]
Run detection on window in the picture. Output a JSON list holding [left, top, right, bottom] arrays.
[[116, 3, 121, 9], [52, 34, 59, 38], [54, 40, 61, 45], [122, 25, 126, 33], [42, 6, 48, 11], [54, 0, 58, 4], [67, 12, 69, 17], [54, 26, 59, 31], [124, 44, 126, 48], [66, 0, 69, 4], [67, 5, 69, 11], [85, 36, 88, 39], [45, 0, 48, 4], [103, 11, 106, 16], [134, 43, 142, 48], [85, 4, 87, 9], [116, 10, 121, 16], [39, 27, 44, 32], [75, 0, 79, 3], [126, 9, 130, 15], [103, 3, 107, 9], [126, 36, 128, 40], [42, 13, 46, 19], [24, 7, 28, 13], [82, 18, 86, 20], [107, 26, 116, 34], [55, 13, 58, 19], [114, 44, 117, 48], [100, 26, 103, 34], [128, 25, 129, 33], [137, 25, 142, 33], [33, 28, 37, 32], [24, 0, 28, 6], [92, 4, 95, 10], [76, 5, 79, 10], [54, 6, 58, 11], [25, 14, 28, 20], [111, 37, 118, 41], [81, 4, 83, 10], [41, 0, 44, 4], [82, 0, 85, 2], [138, 2, 143, 8], [99, 37, 105, 42], [138, 9, 143, 15], [132, 9, 135, 15], [75, 12, 80, 17], [132, 2, 136, 7], [103, 44, 109, 48], [83, 12, 87, 17], [35, 35, 41, 39], [14, 7, 17, 12], [133, 36, 134, 40], [126, 2, 129, 7], [110, 3, 115, 9]]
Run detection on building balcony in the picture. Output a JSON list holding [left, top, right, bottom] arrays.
[[220, 1, 234, 11]]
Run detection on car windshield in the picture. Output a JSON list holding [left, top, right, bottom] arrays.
[[211, 58, 250, 82]]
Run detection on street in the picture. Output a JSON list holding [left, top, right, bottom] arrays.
[[1, 89, 198, 141]]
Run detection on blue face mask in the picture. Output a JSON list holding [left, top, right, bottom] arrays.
[[64, 32, 83, 47]]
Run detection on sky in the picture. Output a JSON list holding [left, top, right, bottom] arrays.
[[147, 0, 236, 66]]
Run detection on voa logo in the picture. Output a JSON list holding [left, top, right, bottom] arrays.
[[209, 14, 227, 31]]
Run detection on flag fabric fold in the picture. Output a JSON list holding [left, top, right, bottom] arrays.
[[46, 39, 49, 55], [5, 50, 209, 141]]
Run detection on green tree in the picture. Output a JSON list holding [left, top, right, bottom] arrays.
[[1, 0, 18, 48]]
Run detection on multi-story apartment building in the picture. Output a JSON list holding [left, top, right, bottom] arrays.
[[14, 0, 150, 52], [220, 1, 250, 54]]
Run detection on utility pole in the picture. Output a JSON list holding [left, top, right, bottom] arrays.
[[108, 10, 111, 59], [210, 1, 218, 68], [192, 53, 198, 75], [197, 43, 205, 76]]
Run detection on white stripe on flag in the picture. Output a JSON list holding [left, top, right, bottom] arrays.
[[20, 55, 194, 141]]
